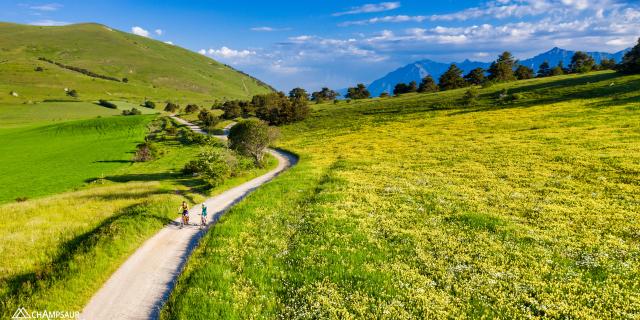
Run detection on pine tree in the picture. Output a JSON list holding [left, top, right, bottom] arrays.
[[464, 68, 485, 85], [515, 65, 535, 80], [439, 64, 467, 91], [617, 37, 640, 74], [570, 51, 596, 73], [418, 75, 438, 93], [537, 61, 551, 77], [488, 51, 516, 82]]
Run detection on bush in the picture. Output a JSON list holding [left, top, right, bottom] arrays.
[[198, 110, 222, 132], [66, 89, 78, 98], [122, 77, 129, 83], [462, 87, 479, 106], [142, 100, 156, 109], [183, 147, 245, 186], [35, 66, 44, 72], [164, 102, 180, 113], [98, 99, 117, 109], [133, 142, 158, 162], [228, 119, 279, 166], [379, 92, 390, 98], [122, 108, 142, 116], [184, 104, 200, 113]]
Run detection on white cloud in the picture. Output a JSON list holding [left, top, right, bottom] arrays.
[[131, 26, 150, 37], [155, 29, 163, 35], [206, 46, 256, 58], [198, 49, 207, 54], [29, 19, 69, 26], [333, 2, 401, 16], [251, 26, 290, 32], [164, 41, 174, 45], [340, 15, 427, 26], [29, 3, 62, 11]]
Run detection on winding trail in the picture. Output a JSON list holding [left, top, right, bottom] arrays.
[[81, 117, 296, 320]]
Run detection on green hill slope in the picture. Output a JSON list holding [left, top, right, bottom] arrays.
[[0, 22, 273, 104], [163, 71, 640, 319]]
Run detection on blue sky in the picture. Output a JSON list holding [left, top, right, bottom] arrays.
[[1, 1, 639, 91]]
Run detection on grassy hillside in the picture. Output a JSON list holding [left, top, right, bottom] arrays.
[[162, 71, 640, 319], [0, 22, 272, 105]]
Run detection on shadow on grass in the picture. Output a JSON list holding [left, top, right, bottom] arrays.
[[0, 203, 174, 315]]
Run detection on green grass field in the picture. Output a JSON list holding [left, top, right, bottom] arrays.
[[0, 22, 272, 105], [0, 102, 278, 317], [162, 71, 640, 319]]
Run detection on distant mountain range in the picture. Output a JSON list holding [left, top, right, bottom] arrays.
[[355, 47, 630, 97]]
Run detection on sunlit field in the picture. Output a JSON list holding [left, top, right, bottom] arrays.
[[163, 71, 640, 319]]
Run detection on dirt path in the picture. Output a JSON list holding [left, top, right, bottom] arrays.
[[81, 117, 296, 320]]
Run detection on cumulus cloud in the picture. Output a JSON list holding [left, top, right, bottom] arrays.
[[333, 2, 400, 16], [155, 29, 163, 35], [198, 49, 206, 54], [29, 19, 69, 26], [164, 41, 174, 45], [29, 3, 62, 11], [131, 26, 150, 37]]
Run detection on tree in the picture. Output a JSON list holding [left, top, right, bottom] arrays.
[[617, 37, 640, 74], [228, 119, 279, 166], [98, 99, 117, 109], [164, 102, 179, 113], [311, 87, 339, 103], [418, 75, 438, 93], [379, 92, 390, 98], [550, 61, 565, 76], [464, 68, 485, 85], [221, 100, 243, 119], [570, 51, 595, 73], [488, 51, 516, 82], [599, 58, 616, 70], [253, 92, 310, 125], [289, 87, 309, 103], [184, 104, 200, 113], [438, 64, 466, 91], [346, 84, 370, 99], [514, 65, 535, 80], [537, 61, 551, 77]]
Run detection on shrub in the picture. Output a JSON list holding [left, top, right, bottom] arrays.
[[198, 110, 221, 131], [183, 147, 241, 186], [379, 92, 390, 98], [164, 102, 180, 113], [228, 119, 279, 166], [98, 99, 117, 109], [346, 84, 370, 99], [122, 77, 129, 83], [66, 89, 78, 98], [122, 108, 142, 116], [142, 100, 156, 109], [35, 66, 44, 72], [462, 87, 479, 106], [185, 104, 200, 113], [133, 142, 158, 162], [221, 100, 243, 119]]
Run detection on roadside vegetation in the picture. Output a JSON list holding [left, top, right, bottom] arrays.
[[0, 103, 277, 317], [162, 70, 640, 319]]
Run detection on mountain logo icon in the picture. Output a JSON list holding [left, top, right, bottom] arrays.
[[11, 307, 31, 319]]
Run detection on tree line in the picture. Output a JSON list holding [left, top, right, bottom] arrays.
[[363, 38, 640, 98]]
